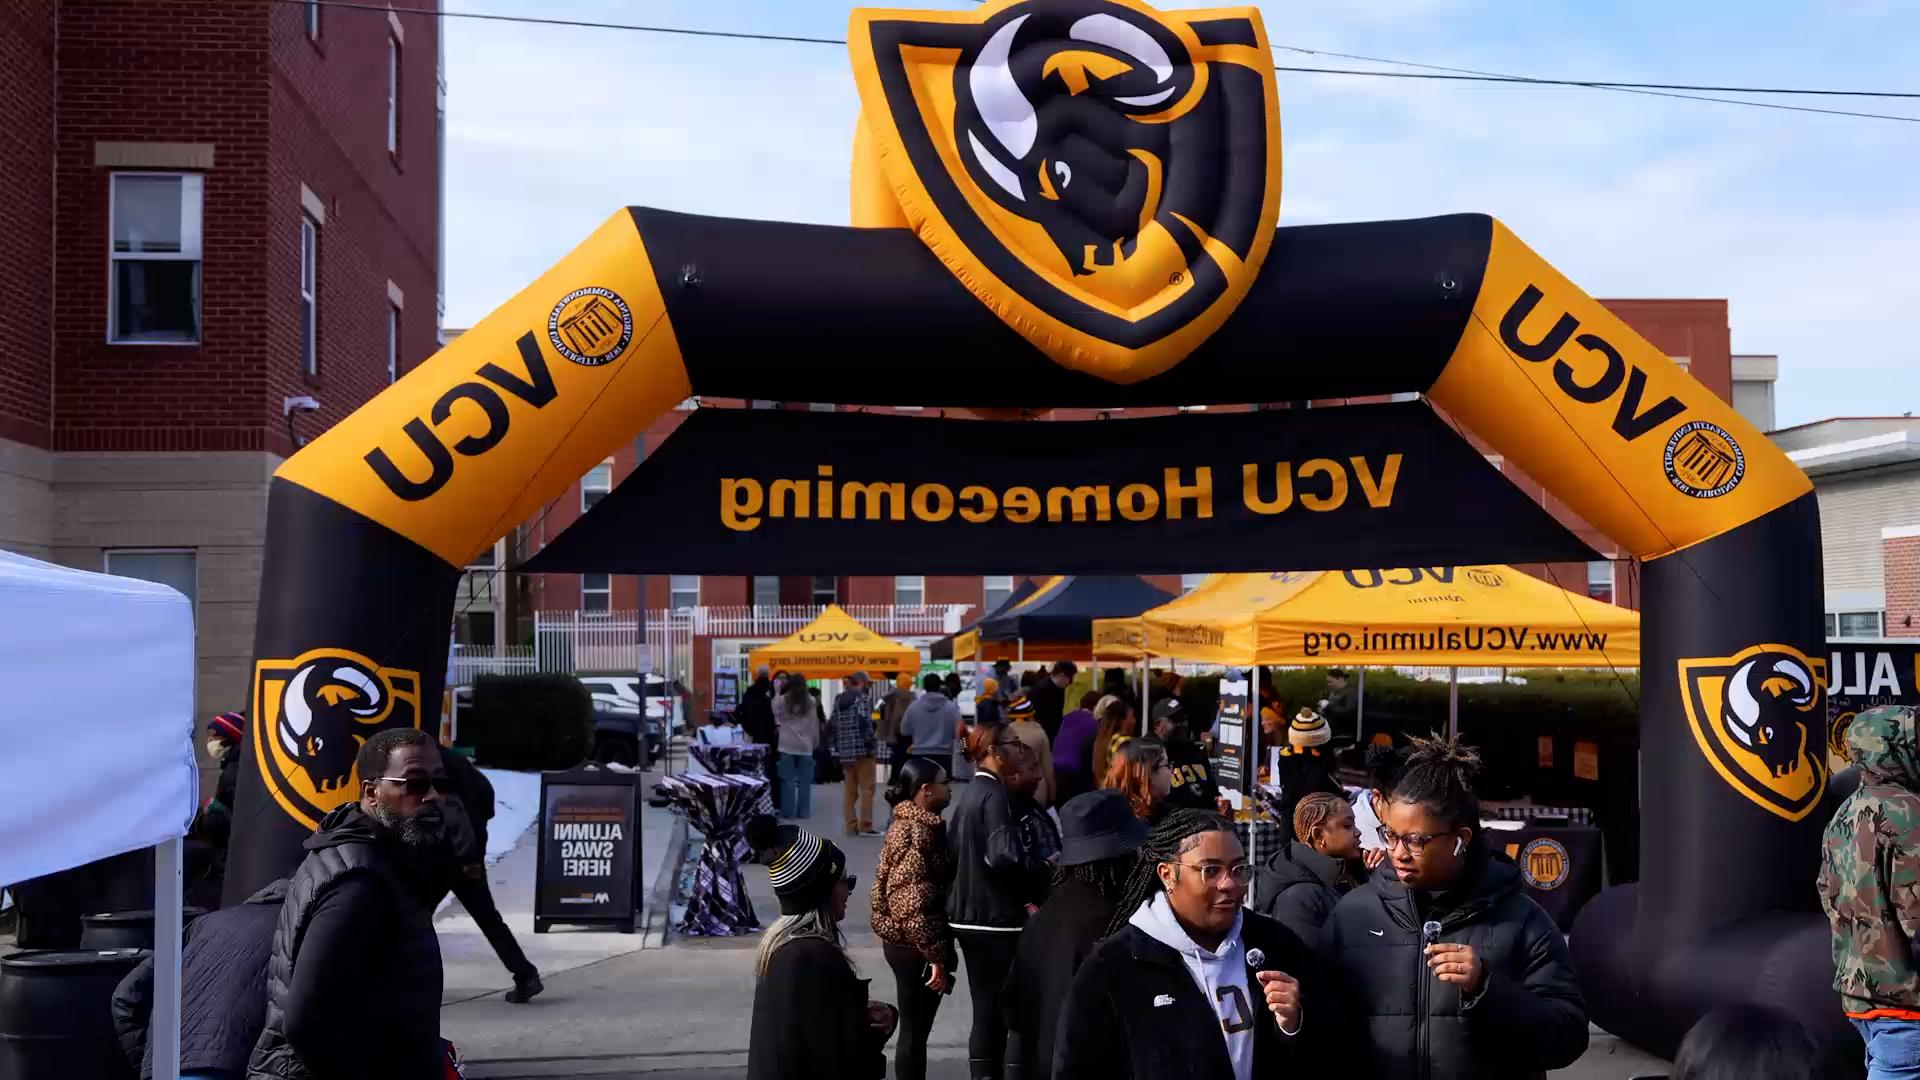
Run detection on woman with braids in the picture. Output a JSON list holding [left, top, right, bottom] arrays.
[[1320, 736, 1586, 1080], [871, 757, 956, 1080], [1055, 810, 1316, 1080], [946, 721, 1057, 1080], [746, 817, 896, 1080], [1254, 791, 1383, 948], [1002, 790, 1149, 1080], [1104, 736, 1173, 826]]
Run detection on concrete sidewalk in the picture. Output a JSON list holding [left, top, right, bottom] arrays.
[[444, 773, 1668, 1079]]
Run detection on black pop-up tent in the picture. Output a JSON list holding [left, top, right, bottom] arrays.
[[980, 575, 1175, 651], [930, 579, 1039, 661]]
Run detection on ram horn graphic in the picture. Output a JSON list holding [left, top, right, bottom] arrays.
[[1722, 654, 1816, 779]]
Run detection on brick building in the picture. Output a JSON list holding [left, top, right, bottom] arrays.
[[0, 1, 443, 726], [491, 300, 1780, 704]]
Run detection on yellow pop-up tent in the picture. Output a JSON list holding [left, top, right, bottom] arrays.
[[1139, 567, 1638, 669], [748, 604, 921, 677]]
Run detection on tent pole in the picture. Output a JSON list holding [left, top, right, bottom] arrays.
[[1018, 637, 1025, 664], [153, 836, 183, 1080], [1247, 664, 1260, 908], [1448, 667, 1459, 740], [1357, 669, 1366, 744], [1141, 660, 1151, 737]]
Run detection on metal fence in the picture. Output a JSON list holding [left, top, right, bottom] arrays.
[[448, 644, 536, 685], [693, 604, 969, 637]]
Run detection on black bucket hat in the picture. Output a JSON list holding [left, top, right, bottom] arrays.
[[1057, 790, 1150, 866]]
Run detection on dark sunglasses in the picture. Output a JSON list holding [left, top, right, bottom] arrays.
[[844, 874, 858, 891], [374, 774, 453, 797]]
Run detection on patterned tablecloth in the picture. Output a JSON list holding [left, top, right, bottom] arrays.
[[657, 771, 768, 937], [688, 744, 778, 820]]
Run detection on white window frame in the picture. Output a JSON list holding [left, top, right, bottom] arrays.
[[982, 575, 1015, 612], [894, 575, 925, 609], [580, 572, 611, 615], [1180, 573, 1207, 595], [104, 548, 199, 624], [299, 215, 318, 375], [386, 304, 399, 383], [1835, 610, 1885, 638], [107, 172, 204, 345], [751, 576, 780, 608], [386, 34, 400, 155], [581, 462, 612, 512], [669, 575, 700, 611], [811, 575, 837, 606], [1586, 559, 1616, 603]]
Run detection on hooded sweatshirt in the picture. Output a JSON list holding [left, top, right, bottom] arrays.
[[1819, 704, 1920, 1017], [1129, 893, 1256, 1080], [901, 691, 960, 756]]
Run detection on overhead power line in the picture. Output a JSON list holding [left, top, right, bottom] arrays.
[[267, 0, 1920, 123]]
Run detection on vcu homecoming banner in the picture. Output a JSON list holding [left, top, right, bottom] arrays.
[[521, 401, 1598, 576]]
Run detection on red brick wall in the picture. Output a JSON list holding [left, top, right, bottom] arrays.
[[1885, 532, 1920, 638], [0, 3, 55, 448], [45, 0, 436, 455]]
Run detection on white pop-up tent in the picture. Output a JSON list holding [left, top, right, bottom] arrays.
[[0, 549, 197, 1080]]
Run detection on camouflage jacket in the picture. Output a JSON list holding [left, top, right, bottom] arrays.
[[1818, 705, 1920, 1013]]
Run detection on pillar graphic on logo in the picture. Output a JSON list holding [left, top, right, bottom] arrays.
[[1678, 644, 1826, 821], [251, 648, 423, 830]]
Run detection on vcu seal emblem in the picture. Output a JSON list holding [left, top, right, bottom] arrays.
[[548, 287, 634, 367], [1678, 644, 1826, 821], [250, 648, 423, 830], [1664, 420, 1745, 499], [850, 0, 1282, 383], [1518, 838, 1570, 891]]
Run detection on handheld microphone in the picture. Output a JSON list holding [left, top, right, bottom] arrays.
[[1245, 947, 1266, 971], [1421, 920, 1443, 950]]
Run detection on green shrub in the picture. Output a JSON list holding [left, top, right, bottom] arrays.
[[465, 672, 594, 770]]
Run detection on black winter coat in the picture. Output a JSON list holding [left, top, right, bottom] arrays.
[[1054, 911, 1317, 1080], [1319, 851, 1587, 1080], [740, 677, 778, 746], [1163, 738, 1218, 813], [1255, 840, 1362, 950], [1002, 880, 1119, 1080], [440, 747, 495, 855], [946, 771, 1053, 930], [747, 937, 887, 1080], [112, 879, 287, 1078], [248, 804, 443, 1080]]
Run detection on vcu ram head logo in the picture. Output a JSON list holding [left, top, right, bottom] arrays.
[[251, 649, 422, 830], [850, 0, 1281, 383], [1678, 644, 1827, 822]]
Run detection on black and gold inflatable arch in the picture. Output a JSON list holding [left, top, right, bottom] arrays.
[[227, 0, 1834, 1058]]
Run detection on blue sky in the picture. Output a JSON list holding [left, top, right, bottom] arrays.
[[442, 0, 1919, 428]]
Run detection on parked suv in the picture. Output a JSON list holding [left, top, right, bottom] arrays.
[[578, 674, 675, 766]]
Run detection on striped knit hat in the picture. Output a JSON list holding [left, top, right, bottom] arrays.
[[207, 711, 245, 744], [746, 815, 848, 916], [1006, 693, 1035, 721], [1290, 708, 1332, 748]]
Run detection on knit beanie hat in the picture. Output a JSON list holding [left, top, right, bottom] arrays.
[[1007, 693, 1035, 721], [208, 711, 245, 744], [979, 677, 999, 700], [1290, 708, 1331, 748], [747, 815, 847, 916]]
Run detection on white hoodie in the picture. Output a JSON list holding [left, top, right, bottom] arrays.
[[1129, 893, 1256, 1080]]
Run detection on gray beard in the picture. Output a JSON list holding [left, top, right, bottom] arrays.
[[369, 803, 441, 852]]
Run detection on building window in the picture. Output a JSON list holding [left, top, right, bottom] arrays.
[[1181, 573, 1207, 595], [752, 576, 780, 608], [749, 399, 777, 410], [108, 173, 203, 344], [467, 543, 496, 569], [306, 0, 320, 38], [581, 572, 611, 615], [811, 575, 837, 606], [581, 462, 612, 512], [983, 575, 1014, 611], [299, 215, 318, 375], [386, 34, 400, 155], [1587, 560, 1614, 604], [1825, 614, 1838, 638], [1836, 611, 1884, 638], [669, 575, 699, 610], [386, 304, 399, 383], [809, 402, 837, 413], [895, 575, 925, 608], [104, 549, 198, 625]]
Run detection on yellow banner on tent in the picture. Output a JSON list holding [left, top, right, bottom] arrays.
[[952, 630, 981, 662], [1140, 567, 1638, 668], [1092, 618, 1147, 661], [748, 605, 922, 678]]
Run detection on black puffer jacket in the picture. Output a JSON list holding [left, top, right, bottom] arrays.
[[946, 770, 1054, 930], [1319, 849, 1587, 1080], [747, 936, 887, 1080], [1255, 840, 1361, 950], [112, 879, 287, 1078], [247, 804, 443, 1080]]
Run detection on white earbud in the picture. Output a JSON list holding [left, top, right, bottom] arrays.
[[1453, 837, 1465, 856]]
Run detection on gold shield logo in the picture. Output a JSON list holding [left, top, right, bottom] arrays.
[[251, 648, 423, 830], [1677, 644, 1826, 822], [849, 0, 1281, 384]]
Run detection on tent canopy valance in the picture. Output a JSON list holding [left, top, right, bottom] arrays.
[[1135, 567, 1638, 668], [932, 579, 1039, 661], [979, 575, 1175, 645], [748, 604, 921, 678]]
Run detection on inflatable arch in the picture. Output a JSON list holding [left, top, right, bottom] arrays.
[[226, 0, 1834, 1058]]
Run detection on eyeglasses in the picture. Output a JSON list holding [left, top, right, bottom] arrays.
[[1175, 861, 1254, 885], [375, 774, 453, 797], [1376, 826, 1444, 855]]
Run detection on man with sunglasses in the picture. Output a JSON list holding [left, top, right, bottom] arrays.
[[249, 728, 450, 1080]]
